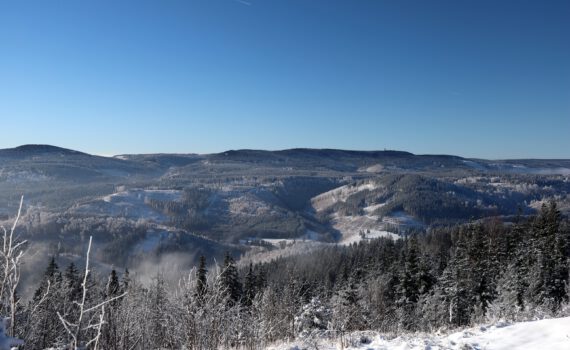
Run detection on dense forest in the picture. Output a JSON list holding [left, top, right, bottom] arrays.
[[0, 202, 569, 349]]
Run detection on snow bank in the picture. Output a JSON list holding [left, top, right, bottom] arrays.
[[447, 317, 570, 350], [268, 316, 570, 350]]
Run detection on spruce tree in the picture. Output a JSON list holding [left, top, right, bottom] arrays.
[[63, 262, 80, 296], [534, 202, 569, 309], [27, 257, 65, 350], [121, 268, 130, 292], [255, 265, 267, 292], [196, 256, 208, 301], [220, 252, 242, 306], [399, 236, 421, 305], [243, 263, 256, 307], [468, 224, 497, 314], [106, 269, 121, 301], [440, 231, 472, 326]]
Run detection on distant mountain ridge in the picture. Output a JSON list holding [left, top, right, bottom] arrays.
[[2, 144, 570, 178], [0, 144, 88, 157], [3, 144, 568, 163]]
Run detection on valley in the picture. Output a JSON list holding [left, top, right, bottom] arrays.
[[1, 144, 568, 276]]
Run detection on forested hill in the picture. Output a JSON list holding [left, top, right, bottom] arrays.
[[0, 144, 569, 284]]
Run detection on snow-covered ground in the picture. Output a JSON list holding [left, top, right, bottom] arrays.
[[328, 211, 399, 245], [268, 316, 570, 350], [311, 182, 380, 212]]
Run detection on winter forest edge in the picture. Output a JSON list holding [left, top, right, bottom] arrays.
[[1, 199, 569, 349]]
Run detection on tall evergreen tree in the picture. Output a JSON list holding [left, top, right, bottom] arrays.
[[106, 270, 120, 298], [121, 268, 130, 292], [468, 224, 497, 314], [440, 231, 472, 326], [243, 263, 256, 307], [399, 236, 421, 305], [532, 202, 569, 309], [196, 256, 208, 301], [63, 262, 80, 296], [26, 257, 65, 350], [220, 252, 242, 306]]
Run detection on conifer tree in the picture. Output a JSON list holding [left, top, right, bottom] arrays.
[[440, 231, 472, 326], [106, 270, 120, 299], [532, 202, 569, 309], [196, 256, 208, 301], [64, 262, 81, 302], [220, 252, 242, 306], [399, 236, 421, 305], [468, 224, 497, 314], [26, 257, 64, 350], [243, 263, 256, 307], [255, 265, 267, 292], [397, 236, 422, 330], [121, 268, 130, 293], [102, 269, 121, 350]]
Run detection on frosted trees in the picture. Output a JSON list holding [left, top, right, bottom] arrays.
[[0, 196, 26, 338], [57, 236, 127, 349], [532, 202, 569, 309], [0, 196, 25, 349], [295, 296, 330, 339], [179, 258, 248, 350], [439, 231, 473, 327], [397, 236, 422, 330], [25, 257, 64, 349], [107, 277, 149, 350], [2, 200, 568, 348]]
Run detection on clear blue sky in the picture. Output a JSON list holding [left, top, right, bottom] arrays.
[[1, 0, 568, 158]]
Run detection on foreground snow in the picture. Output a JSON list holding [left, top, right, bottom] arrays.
[[268, 316, 570, 350]]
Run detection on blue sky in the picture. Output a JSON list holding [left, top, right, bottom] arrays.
[[0, 0, 568, 158]]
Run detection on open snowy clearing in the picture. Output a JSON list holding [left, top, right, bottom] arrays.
[[268, 316, 570, 350], [329, 213, 399, 245]]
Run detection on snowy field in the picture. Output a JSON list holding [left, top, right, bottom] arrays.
[[339, 229, 398, 245], [268, 316, 570, 350]]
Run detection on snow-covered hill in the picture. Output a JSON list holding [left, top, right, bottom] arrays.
[[269, 316, 570, 350]]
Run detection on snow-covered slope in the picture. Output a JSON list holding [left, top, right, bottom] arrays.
[[69, 189, 182, 221], [268, 316, 570, 350], [311, 182, 380, 212]]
